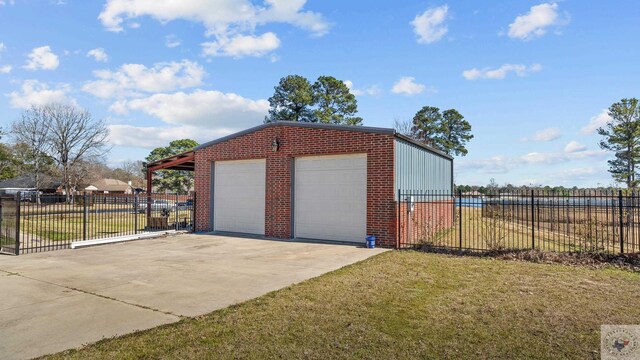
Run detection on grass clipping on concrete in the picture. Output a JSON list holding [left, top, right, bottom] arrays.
[[47, 251, 640, 360]]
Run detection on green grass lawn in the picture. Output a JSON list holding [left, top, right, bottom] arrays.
[[45, 251, 640, 360]]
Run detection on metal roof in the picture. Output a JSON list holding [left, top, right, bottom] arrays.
[[145, 151, 195, 171], [145, 122, 453, 171], [194, 121, 452, 159], [194, 121, 394, 150]]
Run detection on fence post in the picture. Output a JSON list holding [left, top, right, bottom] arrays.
[[396, 189, 400, 249], [619, 190, 624, 254], [175, 193, 179, 230], [15, 192, 20, 255], [458, 189, 462, 250], [192, 192, 196, 233], [531, 190, 535, 250], [82, 191, 87, 241], [134, 193, 138, 234]]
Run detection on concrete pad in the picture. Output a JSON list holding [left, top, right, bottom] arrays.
[[0, 272, 178, 360], [0, 234, 386, 359]]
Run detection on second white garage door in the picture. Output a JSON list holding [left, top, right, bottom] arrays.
[[294, 154, 367, 243], [214, 159, 266, 235]]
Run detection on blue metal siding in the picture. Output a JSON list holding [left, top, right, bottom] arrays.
[[394, 138, 453, 199]]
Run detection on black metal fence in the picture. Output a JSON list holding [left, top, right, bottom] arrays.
[[397, 190, 640, 254], [0, 192, 195, 255]]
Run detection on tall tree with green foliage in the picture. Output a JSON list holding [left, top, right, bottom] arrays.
[[312, 76, 362, 125], [411, 106, 473, 156], [266, 74, 363, 125], [598, 98, 640, 188], [265, 75, 315, 123], [145, 139, 198, 193]]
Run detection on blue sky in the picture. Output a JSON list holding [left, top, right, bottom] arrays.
[[0, 0, 638, 187]]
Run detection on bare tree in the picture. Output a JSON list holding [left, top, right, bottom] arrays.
[[393, 118, 415, 137], [42, 104, 110, 201], [11, 107, 52, 204]]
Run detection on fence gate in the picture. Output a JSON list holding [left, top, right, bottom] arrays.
[[3, 192, 196, 255]]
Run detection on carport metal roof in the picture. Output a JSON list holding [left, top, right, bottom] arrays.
[[145, 150, 195, 172]]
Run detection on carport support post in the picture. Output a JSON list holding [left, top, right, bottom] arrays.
[[146, 168, 152, 226]]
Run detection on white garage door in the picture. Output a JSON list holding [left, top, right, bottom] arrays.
[[294, 154, 367, 243], [214, 159, 266, 235]]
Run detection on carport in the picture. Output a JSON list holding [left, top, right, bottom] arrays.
[[144, 150, 195, 217]]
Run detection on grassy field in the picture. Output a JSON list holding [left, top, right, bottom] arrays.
[[46, 251, 640, 360], [407, 206, 639, 253]]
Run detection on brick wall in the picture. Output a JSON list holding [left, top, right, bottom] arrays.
[[193, 124, 398, 247], [397, 200, 455, 247]]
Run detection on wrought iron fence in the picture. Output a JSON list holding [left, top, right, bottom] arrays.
[[397, 190, 640, 254], [0, 192, 195, 255]]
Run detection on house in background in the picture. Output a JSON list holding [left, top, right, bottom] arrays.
[[0, 173, 61, 196], [86, 178, 132, 194]]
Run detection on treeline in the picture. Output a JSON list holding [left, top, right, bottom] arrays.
[[456, 180, 620, 195]]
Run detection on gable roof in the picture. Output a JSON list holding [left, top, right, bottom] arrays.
[[194, 121, 453, 160], [0, 173, 61, 190], [90, 178, 131, 192]]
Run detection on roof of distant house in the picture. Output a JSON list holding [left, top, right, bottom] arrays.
[[90, 178, 131, 192], [0, 173, 61, 190]]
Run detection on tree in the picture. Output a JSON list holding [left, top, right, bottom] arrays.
[[266, 75, 363, 125], [110, 160, 145, 188], [312, 76, 362, 125], [411, 106, 473, 156], [266, 75, 315, 122], [393, 119, 414, 137], [42, 103, 110, 200], [145, 139, 198, 193], [11, 107, 54, 202], [598, 98, 640, 188]]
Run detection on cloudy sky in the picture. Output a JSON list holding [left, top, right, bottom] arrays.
[[0, 1, 637, 187]]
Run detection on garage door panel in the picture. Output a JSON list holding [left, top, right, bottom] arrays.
[[294, 154, 367, 243], [214, 159, 265, 235]]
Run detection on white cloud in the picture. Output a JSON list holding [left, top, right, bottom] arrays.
[[24, 46, 59, 70], [508, 2, 565, 40], [521, 127, 561, 142], [0, 42, 5, 52], [520, 149, 606, 165], [82, 60, 205, 99], [87, 48, 108, 62], [0, 1, 16, 5], [459, 149, 607, 175], [202, 32, 280, 58], [581, 109, 612, 135], [344, 80, 381, 96], [110, 89, 269, 129], [462, 63, 542, 80], [391, 76, 426, 96], [564, 141, 587, 153], [0, 65, 10, 74], [411, 5, 448, 44], [165, 34, 181, 48], [98, 0, 329, 59], [7, 80, 74, 108], [107, 124, 235, 149]]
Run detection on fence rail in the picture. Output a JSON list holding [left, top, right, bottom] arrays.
[[0, 192, 195, 255], [397, 190, 640, 254]]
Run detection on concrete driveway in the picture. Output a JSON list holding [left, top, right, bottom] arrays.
[[0, 234, 386, 360]]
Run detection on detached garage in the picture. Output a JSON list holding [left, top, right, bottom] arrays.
[[150, 121, 452, 248]]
